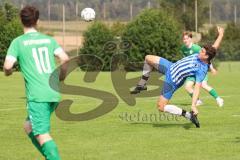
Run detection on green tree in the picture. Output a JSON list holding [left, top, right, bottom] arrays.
[[220, 23, 240, 60], [111, 21, 126, 37], [158, 0, 209, 31], [79, 21, 114, 71], [201, 23, 240, 61], [122, 9, 182, 64], [0, 3, 23, 69]]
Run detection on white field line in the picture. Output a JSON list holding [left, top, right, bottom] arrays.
[[232, 115, 240, 117], [0, 94, 239, 112], [0, 107, 25, 111]]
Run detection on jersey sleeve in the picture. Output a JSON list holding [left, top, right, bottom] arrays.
[[195, 68, 207, 83], [51, 38, 64, 56], [194, 44, 202, 53], [193, 44, 202, 53], [6, 39, 19, 62]]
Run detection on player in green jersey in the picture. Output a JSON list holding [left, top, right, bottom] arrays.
[[181, 31, 224, 107], [3, 6, 69, 160]]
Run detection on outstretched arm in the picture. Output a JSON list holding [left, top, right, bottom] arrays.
[[209, 63, 217, 75], [191, 82, 201, 115], [212, 26, 224, 50]]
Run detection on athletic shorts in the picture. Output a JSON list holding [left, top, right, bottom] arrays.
[[185, 74, 208, 82], [26, 102, 59, 136], [158, 57, 177, 100]]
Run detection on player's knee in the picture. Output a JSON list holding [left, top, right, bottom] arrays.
[[184, 84, 192, 92], [201, 82, 208, 88], [145, 55, 151, 60], [36, 133, 52, 146], [145, 55, 156, 62], [23, 121, 32, 134], [145, 55, 151, 64]]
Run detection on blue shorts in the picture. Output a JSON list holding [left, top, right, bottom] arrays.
[[158, 57, 177, 100]]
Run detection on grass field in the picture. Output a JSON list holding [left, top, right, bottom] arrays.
[[0, 62, 240, 160]]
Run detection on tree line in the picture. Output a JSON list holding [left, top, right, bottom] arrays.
[[2, 0, 240, 25]]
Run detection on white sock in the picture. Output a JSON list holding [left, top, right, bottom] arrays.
[[164, 105, 183, 116], [138, 79, 147, 86], [142, 60, 152, 77], [164, 105, 191, 119], [138, 60, 152, 86], [185, 112, 191, 119]]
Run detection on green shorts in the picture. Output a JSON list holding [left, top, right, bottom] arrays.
[[185, 74, 209, 82], [26, 102, 59, 136]]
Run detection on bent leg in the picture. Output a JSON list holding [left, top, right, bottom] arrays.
[[202, 74, 219, 99], [157, 95, 191, 119], [131, 55, 162, 94], [184, 78, 203, 106], [24, 120, 44, 155], [202, 81, 224, 107], [36, 133, 61, 160], [28, 102, 61, 160], [201, 81, 213, 92], [138, 55, 161, 86], [184, 80, 195, 96]]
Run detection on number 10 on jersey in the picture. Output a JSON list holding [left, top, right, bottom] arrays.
[[32, 47, 52, 74]]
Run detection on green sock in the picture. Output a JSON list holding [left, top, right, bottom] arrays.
[[209, 89, 219, 99], [28, 132, 44, 156], [42, 140, 61, 160]]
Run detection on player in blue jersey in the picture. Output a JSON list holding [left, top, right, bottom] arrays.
[[131, 27, 224, 128], [181, 31, 224, 107]]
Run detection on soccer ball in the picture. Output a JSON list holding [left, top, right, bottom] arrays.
[[81, 8, 96, 22]]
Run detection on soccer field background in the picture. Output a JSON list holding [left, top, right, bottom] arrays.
[[0, 62, 240, 160]]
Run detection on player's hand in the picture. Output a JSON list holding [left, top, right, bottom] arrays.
[[191, 106, 199, 115], [217, 26, 224, 36], [211, 69, 218, 75]]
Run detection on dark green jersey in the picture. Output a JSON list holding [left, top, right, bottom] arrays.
[[7, 31, 62, 102], [180, 43, 201, 57]]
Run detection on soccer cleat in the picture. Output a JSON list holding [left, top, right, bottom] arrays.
[[130, 85, 147, 94], [216, 97, 224, 107], [196, 99, 203, 106], [190, 111, 200, 128]]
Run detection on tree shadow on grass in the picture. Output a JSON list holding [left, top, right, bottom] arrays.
[[235, 137, 240, 143], [173, 102, 191, 106], [129, 122, 193, 130], [20, 97, 26, 99], [153, 123, 193, 130]]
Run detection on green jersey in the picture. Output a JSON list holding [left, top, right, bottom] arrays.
[[180, 43, 201, 57], [7, 30, 62, 102]]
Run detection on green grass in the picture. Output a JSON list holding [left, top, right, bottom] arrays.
[[0, 62, 240, 160]]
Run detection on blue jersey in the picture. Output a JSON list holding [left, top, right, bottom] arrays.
[[169, 54, 209, 87]]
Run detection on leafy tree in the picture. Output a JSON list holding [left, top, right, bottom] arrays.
[[0, 3, 23, 69], [220, 23, 240, 60], [79, 21, 114, 71], [158, 0, 209, 31], [201, 23, 240, 61], [111, 21, 126, 37], [122, 9, 182, 64]]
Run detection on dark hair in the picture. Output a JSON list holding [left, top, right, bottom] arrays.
[[20, 5, 39, 27], [182, 31, 192, 38], [203, 44, 216, 63]]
